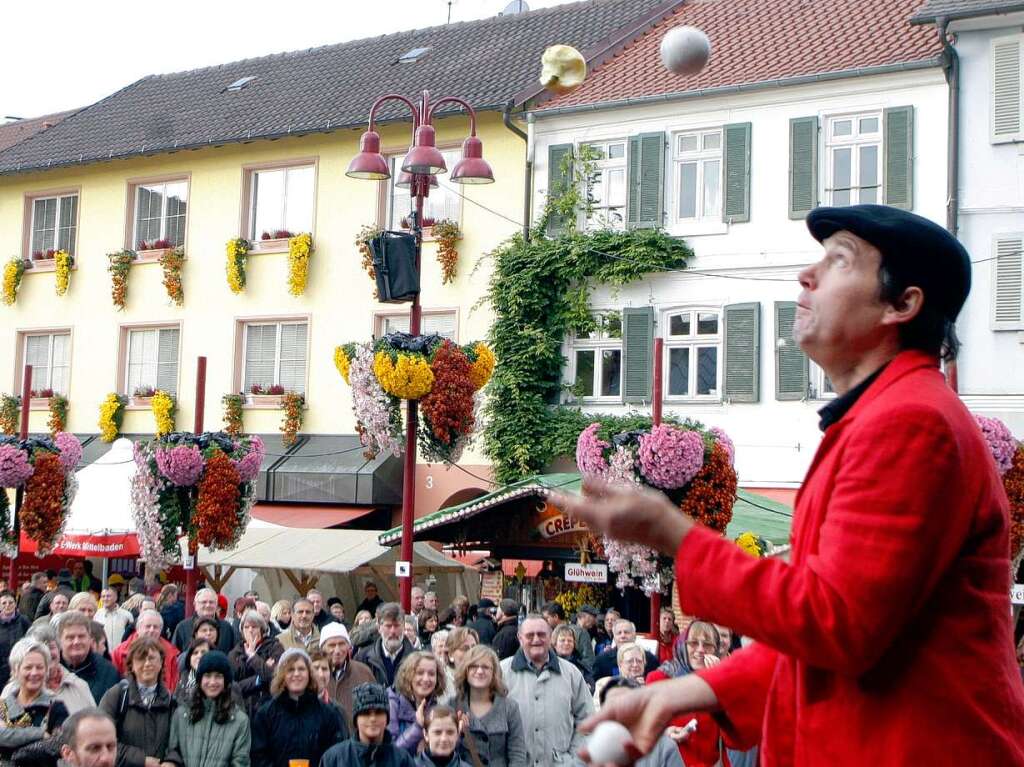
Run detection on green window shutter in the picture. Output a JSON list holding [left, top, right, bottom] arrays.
[[627, 133, 665, 229], [622, 306, 655, 404], [723, 123, 752, 224], [775, 302, 807, 400], [883, 106, 914, 210], [546, 143, 574, 237], [723, 303, 760, 403], [788, 116, 819, 220]]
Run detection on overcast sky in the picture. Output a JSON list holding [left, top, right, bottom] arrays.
[[1, 0, 570, 120]]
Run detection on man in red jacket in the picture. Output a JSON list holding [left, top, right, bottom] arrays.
[[556, 205, 1024, 765]]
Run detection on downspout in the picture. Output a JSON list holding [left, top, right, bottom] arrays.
[[502, 101, 532, 242], [938, 16, 961, 393]]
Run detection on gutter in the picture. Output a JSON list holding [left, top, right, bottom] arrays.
[[911, 3, 1024, 24], [528, 58, 945, 118], [938, 16, 962, 393], [502, 101, 532, 242]]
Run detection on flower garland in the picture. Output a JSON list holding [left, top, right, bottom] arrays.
[[2, 258, 25, 306], [108, 250, 136, 310], [98, 393, 125, 442], [420, 341, 476, 464], [356, 225, 380, 297], [287, 233, 312, 296], [279, 392, 304, 447], [159, 247, 185, 306], [53, 250, 73, 296], [47, 394, 68, 435], [0, 396, 19, 436], [348, 343, 403, 458], [151, 391, 176, 437], [222, 394, 244, 436], [432, 220, 460, 284], [225, 238, 250, 294]]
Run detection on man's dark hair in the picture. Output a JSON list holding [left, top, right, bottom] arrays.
[[60, 707, 114, 750], [0, 589, 15, 601], [541, 602, 564, 620], [597, 676, 640, 706], [878, 259, 960, 362]]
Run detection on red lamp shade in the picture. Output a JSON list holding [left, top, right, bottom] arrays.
[[396, 171, 439, 190], [346, 130, 390, 180], [402, 125, 447, 175], [450, 135, 494, 185]]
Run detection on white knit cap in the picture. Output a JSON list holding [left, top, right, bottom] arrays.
[[319, 621, 351, 648]]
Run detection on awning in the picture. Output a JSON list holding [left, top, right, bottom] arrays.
[[251, 503, 376, 528]]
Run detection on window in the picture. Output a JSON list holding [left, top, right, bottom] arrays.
[[384, 150, 461, 229], [125, 327, 180, 396], [664, 309, 721, 400], [825, 113, 881, 206], [376, 310, 457, 341], [582, 141, 627, 230], [29, 194, 78, 257], [571, 312, 622, 400], [249, 165, 314, 240], [242, 321, 308, 394], [674, 129, 722, 221], [23, 332, 70, 395], [808, 361, 836, 400], [133, 180, 188, 248]]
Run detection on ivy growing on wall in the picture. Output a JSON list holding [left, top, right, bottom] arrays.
[[482, 150, 692, 484]]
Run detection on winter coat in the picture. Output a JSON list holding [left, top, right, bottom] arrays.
[[0, 614, 30, 690], [687, 351, 1024, 765], [227, 637, 283, 719], [415, 750, 473, 767], [465, 617, 496, 647], [63, 651, 121, 705], [0, 690, 69, 760], [313, 611, 337, 632], [99, 679, 175, 767], [250, 691, 344, 767], [386, 689, 435, 755], [96, 607, 135, 654], [490, 622, 519, 662], [573, 736, 682, 767], [349, 622, 379, 652], [2, 671, 94, 716], [454, 694, 527, 767], [499, 650, 592, 767], [645, 669, 727, 767], [565, 626, 594, 674], [276, 626, 319, 654], [172, 618, 237, 655], [161, 600, 186, 642], [320, 732, 417, 767], [17, 589, 44, 623], [164, 699, 250, 767], [356, 639, 414, 688], [323, 659, 375, 718], [112, 635, 180, 692], [554, 653, 593, 693]]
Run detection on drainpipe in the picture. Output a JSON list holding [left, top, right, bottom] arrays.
[[938, 16, 961, 393], [502, 101, 532, 242]]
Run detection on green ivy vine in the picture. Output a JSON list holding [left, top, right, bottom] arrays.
[[481, 149, 693, 484]]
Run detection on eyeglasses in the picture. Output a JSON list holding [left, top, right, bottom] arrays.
[[135, 655, 162, 666], [686, 640, 717, 651]]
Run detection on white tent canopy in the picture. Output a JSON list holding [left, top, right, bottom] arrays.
[[66, 437, 137, 535]]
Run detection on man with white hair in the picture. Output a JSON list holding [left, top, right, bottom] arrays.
[[94, 589, 133, 652], [592, 619, 658, 680], [110, 609, 179, 690], [170, 588, 237, 653], [320, 622, 374, 715]]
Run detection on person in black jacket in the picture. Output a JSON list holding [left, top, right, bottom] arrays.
[[250, 648, 345, 767], [465, 600, 497, 646], [355, 603, 414, 688], [17, 573, 47, 621], [228, 610, 284, 719], [0, 589, 31, 690], [491, 600, 520, 661], [170, 589, 236, 654], [320, 683, 416, 767], [58, 611, 121, 704]]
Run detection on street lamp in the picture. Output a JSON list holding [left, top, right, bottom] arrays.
[[347, 90, 494, 613]]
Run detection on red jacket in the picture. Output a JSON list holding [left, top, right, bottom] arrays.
[[646, 669, 729, 767], [675, 351, 1024, 765], [111, 634, 180, 692]]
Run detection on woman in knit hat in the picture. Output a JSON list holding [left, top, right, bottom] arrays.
[[164, 651, 250, 767], [320, 683, 416, 767]]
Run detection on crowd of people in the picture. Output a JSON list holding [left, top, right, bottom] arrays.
[[0, 571, 755, 767]]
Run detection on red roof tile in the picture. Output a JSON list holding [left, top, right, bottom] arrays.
[[538, 0, 943, 112], [0, 110, 76, 153]]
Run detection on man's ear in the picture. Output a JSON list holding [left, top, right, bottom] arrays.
[[881, 285, 924, 327], [60, 745, 73, 763]]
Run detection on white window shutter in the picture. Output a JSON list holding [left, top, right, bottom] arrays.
[[993, 234, 1024, 330], [24, 336, 50, 391], [244, 325, 277, 390], [424, 313, 457, 340], [278, 323, 308, 394], [156, 329, 180, 395], [50, 334, 71, 395], [992, 36, 1023, 143]]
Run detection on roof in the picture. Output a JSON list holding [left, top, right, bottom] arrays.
[[0, 110, 76, 153], [378, 472, 793, 545], [0, 0, 676, 176], [536, 0, 944, 114], [911, 0, 1024, 22]]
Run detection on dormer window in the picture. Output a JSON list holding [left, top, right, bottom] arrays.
[[398, 47, 431, 64]]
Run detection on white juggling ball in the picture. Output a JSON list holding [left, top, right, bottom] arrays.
[[587, 721, 635, 766], [659, 26, 711, 76]]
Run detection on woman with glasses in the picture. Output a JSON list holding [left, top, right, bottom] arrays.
[[452, 646, 526, 767]]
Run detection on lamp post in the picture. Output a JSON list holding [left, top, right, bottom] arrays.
[[347, 90, 494, 613]]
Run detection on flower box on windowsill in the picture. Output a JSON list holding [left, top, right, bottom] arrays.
[[135, 248, 172, 264], [28, 397, 52, 411], [252, 238, 290, 254], [126, 395, 153, 410], [26, 258, 56, 272], [244, 394, 285, 409]]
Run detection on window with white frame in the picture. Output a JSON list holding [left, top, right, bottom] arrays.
[[674, 129, 722, 222], [30, 194, 78, 257], [825, 113, 881, 206], [125, 327, 180, 396], [242, 321, 308, 394], [23, 332, 71, 395], [571, 312, 622, 400], [808, 361, 836, 400], [664, 309, 722, 399], [249, 165, 315, 240], [384, 149, 461, 229], [377, 311, 457, 341], [582, 140, 627, 230], [133, 180, 188, 248]]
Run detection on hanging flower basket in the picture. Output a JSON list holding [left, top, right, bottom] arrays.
[[2, 258, 25, 306], [98, 393, 126, 443], [0, 433, 82, 557], [575, 419, 737, 595], [152, 391, 176, 437], [47, 395, 68, 435], [0, 396, 19, 436], [159, 247, 185, 306], [54, 250, 73, 296], [974, 414, 1023, 570], [108, 250, 137, 310], [130, 431, 265, 571], [225, 238, 250, 294], [287, 233, 313, 296]]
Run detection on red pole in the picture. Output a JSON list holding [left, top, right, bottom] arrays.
[[649, 338, 663, 637], [185, 356, 207, 618], [7, 366, 32, 591]]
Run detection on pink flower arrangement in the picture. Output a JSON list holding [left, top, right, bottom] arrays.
[[54, 432, 83, 473], [131, 442, 174, 571], [637, 425, 705, 489], [0, 444, 34, 487], [155, 445, 204, 487], [710, 427, 735, 466], [350, 343, 403, 458], [975, 415, 1017, 475], [576, 423, 610, 479], [233, 435, 265, 483]]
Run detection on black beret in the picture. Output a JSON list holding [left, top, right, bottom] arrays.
[[477, 598, 496, 610], [805, 205, 971, 321]]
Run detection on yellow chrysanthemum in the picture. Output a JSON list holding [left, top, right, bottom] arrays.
[[226, 238, 249, 294], [287, 233, 312, 296], [735, 531, 765, 558], [2, 258, 24, 306], [98, 393, 124, 443], [54, 250, 72, 296], [468, 342, 496, 391], [334, 346, 351, 385], [151, 390, 176, 437], [373, 351, 434, 400]]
